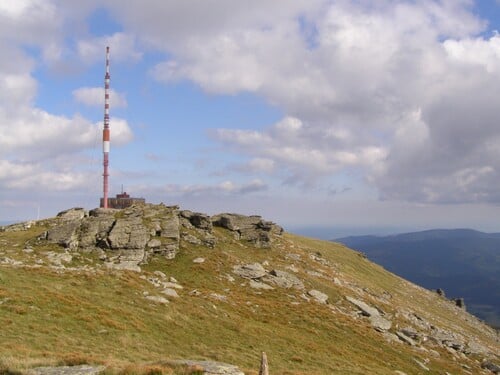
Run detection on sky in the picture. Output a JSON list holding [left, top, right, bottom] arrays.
[[1, 0, 500, 237]]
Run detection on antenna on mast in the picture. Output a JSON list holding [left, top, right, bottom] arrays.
[[101, 46, 110, 208], [98, 46, 146, 209]]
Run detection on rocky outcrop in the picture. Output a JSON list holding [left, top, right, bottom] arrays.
[[41, 204, 283, 270], [233, 263, 306, 293], [45, 204, 180, 266], [180, 210, 212, 231], [211, 213, 283, 248]]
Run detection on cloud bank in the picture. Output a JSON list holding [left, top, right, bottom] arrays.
[[104, 0, 499, 204]]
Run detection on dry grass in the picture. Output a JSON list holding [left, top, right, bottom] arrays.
[[0, 221, 497, 374]]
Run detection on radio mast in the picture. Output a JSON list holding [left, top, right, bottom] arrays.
[[102, 46, 110, 208]]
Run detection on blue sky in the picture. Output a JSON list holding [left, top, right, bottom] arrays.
[[2, 0, 500, 237]]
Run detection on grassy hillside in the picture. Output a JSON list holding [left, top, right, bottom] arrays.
[[336, 229, 500, 327], [0, 216, 498, 374]]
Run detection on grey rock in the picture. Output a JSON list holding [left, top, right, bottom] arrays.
[[435, 288, 445, 297], [88, 208, 119, 218], [46, 251, 72, 266], [286, 265, 299, 273], [56, 207, 87, 221], [163, 243, 178, 259], [27, 365, 105, 375], [346, 296, 380, 317], [370, 315, 392, 331], [169, 360, 244, 375], [183, 234, 202, 245], [306, 270, 323, 278], [108, 217, 149, 250], [162, 282, 183, 289], [307, 289, 329, 304], [454, 297, 466, 310], [154, 270, 167, 279], [383, 332, 400, 343], [396, 331, 417, 346], [78, 217, 115, 249], [285, 253, 301, 261], [249, 280, 274, 290], [147, 239, 162, 248], [233, 263, 266, 279], [105, 261, 141, 272], [482, 360, 500, 374], [193, 257, 205, 264], [181, 210, 213, 231], [46, 220, 81, 249], [211, 213, 282, 247], [161, 288, 180, 298], [145, 295, 169, 304], [160, 213, 180, 240], [466, 341, 490, 355], [0, 257, 23, 266], [1, 220, 35, 232], [265, 269, 304, 289], [210, 293, 227, 301], [412, 358, 429, 371], [400, 328, 420, 340]]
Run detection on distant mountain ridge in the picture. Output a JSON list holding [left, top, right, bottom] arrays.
[[335, 229, 500, 328]]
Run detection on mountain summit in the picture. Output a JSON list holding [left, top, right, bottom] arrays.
[[1, 204, 499, 374]]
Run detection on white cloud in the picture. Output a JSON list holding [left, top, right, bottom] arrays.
[[3, 0, 500, 219], [73, 87, 127, 108], [0, 159, 92, 191], [163, 179, 267, 196], [134, 0, 499, 203], [211, 116, 387, 181], [77, 32, 142, 65], [443, 33, 500, 73], [0, 73, 37, 106], [0, 107, 133, 160], [245, 158, 276, 173]]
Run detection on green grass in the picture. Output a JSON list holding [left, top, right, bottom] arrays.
[[0, 221, 498, 374]]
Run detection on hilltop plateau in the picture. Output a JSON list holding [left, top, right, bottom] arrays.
[[0, 204, 499, 374]]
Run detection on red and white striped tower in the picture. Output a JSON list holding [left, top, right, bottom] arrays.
[[102, 46, 110, 208]]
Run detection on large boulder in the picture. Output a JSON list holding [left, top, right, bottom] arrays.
[[108, 217, 149, 250], [211, 213, 283, 247], [233, 263, 267, 279], [78, 216, 115, 250], [46, 221, 81, 249], [264, 269, 304, 289], [180, 210, 213, 231], [56, 207, 88, 221]]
